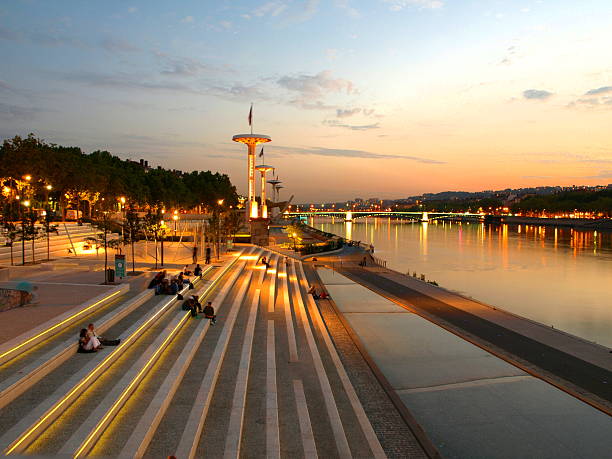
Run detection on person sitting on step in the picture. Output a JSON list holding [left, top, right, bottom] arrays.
[[194, 264, 202, 277], [78, 328, 101, 352], [203, 301, 217, 325], [87, 323, 120, 346]]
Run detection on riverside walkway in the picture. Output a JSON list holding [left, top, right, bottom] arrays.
[[0, 244, 431, 457], [303, 248, 612, 458]]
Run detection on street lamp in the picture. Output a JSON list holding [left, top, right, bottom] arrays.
[[173, 214, 179, 236]]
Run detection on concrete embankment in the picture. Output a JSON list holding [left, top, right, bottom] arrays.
[[308, 246, 612, 414]]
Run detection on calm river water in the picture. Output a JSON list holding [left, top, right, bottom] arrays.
[[311, 217, 612, 348]]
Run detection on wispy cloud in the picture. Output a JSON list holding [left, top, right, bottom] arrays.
[[254, 1, 288, 17], [0, 26, 86, 48], [271, 145, 445, 163], [383, 0, 444, 12], [277, 70, 355, 109], [154, 51, 217, 77], [336, 108, 361, 118], [100, 37, 140, 53], [582, 170, 612, 179], [0, 102, 40, 121], [323, 120, 380, 130], [62, 71, 201, 94], [585, 86, 612, 96], [335, 0, 360, 18], [523, 89, 553, 100]]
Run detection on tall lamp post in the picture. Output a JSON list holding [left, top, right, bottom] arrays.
[[216, 199, 224, 260], [255, 165, 274, 219], [232, 134, 271, 222]]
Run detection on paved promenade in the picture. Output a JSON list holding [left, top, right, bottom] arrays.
[[312, 267, 612, 458], [308, 246, 612, 413]]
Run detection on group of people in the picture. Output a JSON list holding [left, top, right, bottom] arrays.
[[182, 295, 217, 324], [148, 270, 194, 296], [307, 284, 329, 300], [78, 323, 120, 353]]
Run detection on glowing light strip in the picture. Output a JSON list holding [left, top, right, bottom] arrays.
[[6, 255, 241, 455], [5, 292, 177, 455], [74, 313, 190, 457], [75, 253, 243, 456], [0, 289, 123, 363]]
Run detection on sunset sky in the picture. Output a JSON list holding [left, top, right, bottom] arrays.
[[1, 0, 611, 202]]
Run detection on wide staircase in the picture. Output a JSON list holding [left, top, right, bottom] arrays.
[[0, 222, 110, 266], [0, 246, 393, 458]]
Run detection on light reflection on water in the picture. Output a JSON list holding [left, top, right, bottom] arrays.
[[312, 216, 612, 347]]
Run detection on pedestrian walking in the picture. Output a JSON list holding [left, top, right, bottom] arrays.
[[192, 246, 198, 264], [205, 246, 211, 264]]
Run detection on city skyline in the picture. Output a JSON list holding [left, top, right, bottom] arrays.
[[1, 0, 612, 201]]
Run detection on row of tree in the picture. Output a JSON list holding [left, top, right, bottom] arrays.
[[510, 189, 612, 216], [396, 189, 612, 216], [0, 134, 239, 217]]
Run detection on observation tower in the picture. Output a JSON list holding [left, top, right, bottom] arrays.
[[267, 177, 282, 203], [255, 165, 274, 219], [232, 134, 271, 220]]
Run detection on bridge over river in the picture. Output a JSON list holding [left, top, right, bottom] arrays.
[[287, 210, 484, 222]]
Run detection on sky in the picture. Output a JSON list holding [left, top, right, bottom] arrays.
[[1, 0, 612, 202]]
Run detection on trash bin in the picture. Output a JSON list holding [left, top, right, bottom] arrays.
[[107, 268, 115, 283]]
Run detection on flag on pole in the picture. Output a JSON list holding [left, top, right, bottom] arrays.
[[259, 147, 264, 157], [248, 104, 253, 126]]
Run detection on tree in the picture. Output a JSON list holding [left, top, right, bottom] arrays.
[[89, 213, 116, 283], [142, 209, 167, 269], [123, 206, 141, 274], [221, 210, 242, 247], [20, 209, 41, 264], [40, 208, 58, 261], [0, 205, 19, 266]]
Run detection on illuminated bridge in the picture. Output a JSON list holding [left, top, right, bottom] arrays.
[[286, 210, 485, 222]]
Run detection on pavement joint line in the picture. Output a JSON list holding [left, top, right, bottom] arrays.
[[0, 288, 153, 411], [293, 379, 318, 459], [396, 375, 533, 394], [175, 251, 260, 459], [297, 262, 387, 459], [223, 286, 262, 458], [120, 254, 245, 458], [278, 261, 298, 363], [0, 284, 129, 366], [65, 310, 191, 457], [2, 276, 197, 455], [268, 254, 278, 313], [289, 260, 351, 459], [266, 320, 280, 459]]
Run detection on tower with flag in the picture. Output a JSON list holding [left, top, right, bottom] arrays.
[[232, 105, 272, 222]]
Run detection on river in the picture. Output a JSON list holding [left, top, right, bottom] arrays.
[[310, 216, 612, 348]]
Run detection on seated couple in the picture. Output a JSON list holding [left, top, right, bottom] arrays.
[[182, 296, 216, 324], [307, 285, 329, 300], [78, 323, 120, 353]]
